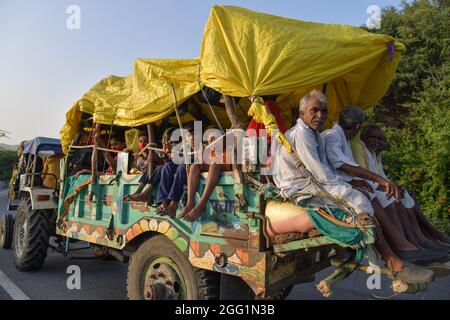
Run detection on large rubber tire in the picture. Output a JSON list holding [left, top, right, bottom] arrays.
[[265, 285, 293, 300], [13, 198, 50, 271], [127, 234, 219, 300], [0, 213, 14, 249]]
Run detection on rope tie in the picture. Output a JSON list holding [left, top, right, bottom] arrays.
[[197, 63, 225, 134]]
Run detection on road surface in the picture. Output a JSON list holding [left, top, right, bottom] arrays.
[[0, 189, 448, 300]]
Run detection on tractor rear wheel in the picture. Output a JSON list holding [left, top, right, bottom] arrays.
[[0, 213, 14, 249], [127, 234, 219, 300]]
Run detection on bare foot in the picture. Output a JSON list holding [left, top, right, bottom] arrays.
[[123, 194, 132, 201], [126, 193, 149, 202], [164, 200, 179, 217], [181, 202, 206, 222], [386, 257, 403, 273], [180, 202, 195, 218]]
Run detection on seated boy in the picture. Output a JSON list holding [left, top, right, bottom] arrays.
[[179, 129, 232, 221]]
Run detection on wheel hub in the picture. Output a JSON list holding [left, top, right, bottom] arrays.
[[143, 258, 186, 300], [14, 212, 27, 257]]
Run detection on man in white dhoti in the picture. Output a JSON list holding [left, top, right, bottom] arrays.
[[271, 90, 434, 283], [322, 107, 448, 264], [352, 124, 450, 252]]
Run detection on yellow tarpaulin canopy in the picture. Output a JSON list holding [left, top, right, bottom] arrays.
[[200, 6, 405, 125], [61, 5, 405, 153], [60, 59, 201, 153]]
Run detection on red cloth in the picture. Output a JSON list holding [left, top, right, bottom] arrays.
[[245, 100, 287, 143], [106, 155, 118, 174]]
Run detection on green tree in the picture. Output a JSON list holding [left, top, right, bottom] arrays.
[[368, 0, 450, 232], [0, 150, 18, 184]]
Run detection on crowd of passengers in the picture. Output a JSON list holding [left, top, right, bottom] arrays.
[[66, 89, 450, 284]]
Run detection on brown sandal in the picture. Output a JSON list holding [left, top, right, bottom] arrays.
[[156, 201, 169, 215]]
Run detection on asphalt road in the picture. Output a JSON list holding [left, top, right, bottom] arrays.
[[0, 189, 449, 300]]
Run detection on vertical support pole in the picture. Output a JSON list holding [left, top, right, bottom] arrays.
[[147, 124, 155, 177], [31, 155, 37, 187], [89, 123, 101, 201]]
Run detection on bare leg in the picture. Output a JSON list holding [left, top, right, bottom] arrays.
[[372, 199, 418, 251], [127, 184, 152, 202], [384, 203, 408, 239], [181, 163, 223, 222], [124, 182, 145, 200], [374, 228, 403, 272], [181, 164, 200, 216], [394, 204, 423, 247], [400, 205, 435, 246], [165, 200, 179, 217]]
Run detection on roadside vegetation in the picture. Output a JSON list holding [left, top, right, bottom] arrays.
[[0, 149, 17, 186], [368, 0, 449, 232]]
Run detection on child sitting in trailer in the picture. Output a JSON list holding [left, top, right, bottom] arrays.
[[179, 127, 232, 221], [124, 128, 174, 204], [156, 124, 194, 216], [179, 94, 287, 222]]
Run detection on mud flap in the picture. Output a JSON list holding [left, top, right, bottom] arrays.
[[220, 274, 255, 300]]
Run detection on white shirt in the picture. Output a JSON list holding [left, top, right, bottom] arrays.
[[321, 124, 360, 182], [273, 119, 375, 215], [273, 118, 346, 198]]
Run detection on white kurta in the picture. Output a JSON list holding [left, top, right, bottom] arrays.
[[362, 140, 415, 209], [272, 118, 374, 215], [322, 124, 394, 209]]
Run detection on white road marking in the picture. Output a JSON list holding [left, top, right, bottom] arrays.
[[0, 269, 30, 300]]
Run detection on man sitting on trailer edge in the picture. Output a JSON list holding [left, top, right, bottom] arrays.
[[271, 90, 434, 284], [351, 124, 450, 251], [322, 107, 448, 264]]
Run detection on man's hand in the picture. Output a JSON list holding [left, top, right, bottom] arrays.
[[376, 178, 401, 202], [398, 184, 406, 198], [163, 142, 171, 154], [349, 179, 374, 193]]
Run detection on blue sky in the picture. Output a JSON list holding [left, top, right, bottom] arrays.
[[0, 0, 401, 144]]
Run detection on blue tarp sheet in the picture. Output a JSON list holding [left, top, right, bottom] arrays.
[[23, 137, 62, 155]]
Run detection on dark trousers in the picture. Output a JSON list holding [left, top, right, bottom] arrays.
[[139, 165, 163, 187], [157, 161, 187, 204]]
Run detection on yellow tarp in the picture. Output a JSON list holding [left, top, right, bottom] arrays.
[[60, 59, 201, 153], [61, 5, 405, 153], [200, 6, 405, 126]]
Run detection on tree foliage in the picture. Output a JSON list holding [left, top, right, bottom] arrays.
[[369, 0, 450, 232], [0, 150, 17, 184]]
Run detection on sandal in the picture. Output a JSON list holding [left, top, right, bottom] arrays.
[[156, 201, 169, 215]]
